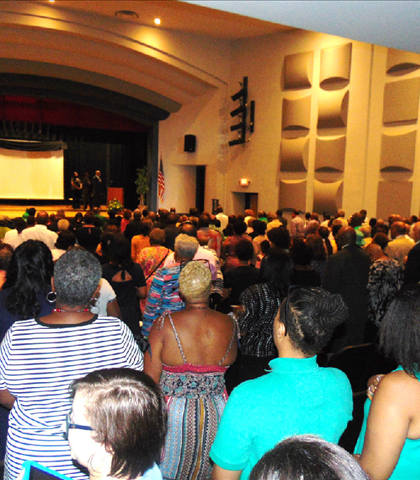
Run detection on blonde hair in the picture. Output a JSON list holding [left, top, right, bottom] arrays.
[[179, 261, 211, 302]]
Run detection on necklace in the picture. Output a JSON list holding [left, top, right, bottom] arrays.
[[53, 308, 90, 313]]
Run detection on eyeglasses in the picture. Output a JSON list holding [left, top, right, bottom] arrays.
[[63, 413, 93, 441]]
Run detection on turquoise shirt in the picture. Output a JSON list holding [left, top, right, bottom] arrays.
[[210, 356, 353, 480], [354, 366, 420, 480]]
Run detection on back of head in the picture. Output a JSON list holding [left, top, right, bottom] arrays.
[[57, 219, 70, 231], [380, 285, 420, 375], [13, 217, 26, 233], [54, 248, 101, 308], [349, 213, 363, 228], [167, 212, 179, 225], [123, 209, 132, 220], [149, 228, 165, 246], [84, 211, 95, 224], [281, 287, 348, 356], [216, 206, 223, 214], [291, 238, 313, 266], [253, 220, 267, 236], [371, 232, 388, 250], [107, 234, 133, 268], [4, 240, 53, 318], [174, 234, 198, 261], [233, 220, 247, 236], [180, 223, 198, 238], [391, 221, 407, 238], [259, 249, 292, 294], [198, 214, 211, 229], [71, 368, 167, 479], [337, 227, 357, 248], [250, 435, 369, 480], [235, 239, 254, 262], [55, 230, 77, 251], [179, 261, 212, 302], [245, 209, 254, 217], [133, 209, 142, 221], [139, 221, 152, 236], [36, 211, 49, 225], [267, 226, 290, 250], [0, 244, 13, 271]]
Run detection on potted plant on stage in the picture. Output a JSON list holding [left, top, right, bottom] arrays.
[[135, 166, 149, 213]]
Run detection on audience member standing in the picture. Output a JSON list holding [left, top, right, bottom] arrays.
[[404, 222, 420, 284], [3, 218, 26, 250], [21, 211, 58, 250], [197, 213, 222, 258], [124, 209, 143, 241], [215, 205, 229, 231], [164, 212, 180, 251], [290, 209, 304, 238], [384, 221, 414, 268], [323, 227, 370, 350]]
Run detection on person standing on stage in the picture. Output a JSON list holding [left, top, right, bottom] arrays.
[[70, 172, 82, 210], [82, 172, 93, 211], [92, 170, 103, 209]]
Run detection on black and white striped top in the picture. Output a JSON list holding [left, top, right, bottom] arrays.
[[0, 315, 144, 480]]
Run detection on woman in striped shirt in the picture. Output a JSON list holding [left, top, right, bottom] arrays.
[[0, 248, 143, 480]]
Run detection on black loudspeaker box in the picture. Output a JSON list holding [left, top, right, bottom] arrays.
[[184, 134, 196, 152]]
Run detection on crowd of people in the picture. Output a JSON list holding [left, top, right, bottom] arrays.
[[0, 203, 419, 480]]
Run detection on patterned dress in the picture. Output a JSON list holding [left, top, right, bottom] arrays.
[[367, 257, 403, 326], [157, 312, 236, 480]]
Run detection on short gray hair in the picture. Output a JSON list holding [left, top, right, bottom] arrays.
[[54, 249, 101, 308], [174, 234, 198, 261]]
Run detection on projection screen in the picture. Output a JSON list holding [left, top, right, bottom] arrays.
[[0, 148, 64, 199]]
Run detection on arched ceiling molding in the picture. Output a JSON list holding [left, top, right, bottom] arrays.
[[0, 2, 226, 111], [0, 73, 170, 125]]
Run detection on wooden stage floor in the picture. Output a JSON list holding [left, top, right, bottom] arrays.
[[0, 204, 107, 220]]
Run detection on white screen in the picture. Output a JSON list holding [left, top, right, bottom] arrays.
[[0, 147, 64, 200]]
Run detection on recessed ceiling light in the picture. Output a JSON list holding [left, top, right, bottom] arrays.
[[115, 10, 139, 20], [154, 18, 161, 26], [48, 0, 55, 3]]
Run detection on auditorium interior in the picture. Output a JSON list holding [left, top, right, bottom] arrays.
[[0, 1, 419, 219]]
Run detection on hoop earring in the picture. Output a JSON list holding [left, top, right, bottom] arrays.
[[46, 291, 56, 304], [89, 297, 97, 308]]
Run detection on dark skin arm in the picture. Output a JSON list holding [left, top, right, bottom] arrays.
[[0, 389, 16, 409]]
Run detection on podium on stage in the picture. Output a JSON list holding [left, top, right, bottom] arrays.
[[107, 188, 124, 206]]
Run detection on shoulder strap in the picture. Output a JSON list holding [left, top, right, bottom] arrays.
[[145, 249, 170, 281], [167, 312, 187, 364], [219, 314, 239, 365]]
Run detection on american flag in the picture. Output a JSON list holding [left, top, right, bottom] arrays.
[[158, 157, 165, 202]]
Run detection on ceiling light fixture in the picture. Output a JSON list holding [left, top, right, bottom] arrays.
[[115, 10, 139, 20], [154, 18, 161, 26]]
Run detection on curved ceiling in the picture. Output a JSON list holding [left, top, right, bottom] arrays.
[[0, 1, 230, 116]]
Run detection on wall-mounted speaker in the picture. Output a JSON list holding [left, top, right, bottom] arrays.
[[184, 134, 196, 152]]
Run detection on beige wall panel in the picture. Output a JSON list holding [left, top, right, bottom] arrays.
[[284, 51, 314, 90], [317, 90, 349, 128], [279, 180, 307, 211], [320, 43, 352, 89], [282, 95, 312, 131], [313, 179, 343, 215], [386, 48, 420, 76], [380, 130, 416, 171], [383, 77, 420, 125], [377, 181, 413, 218], [315, 136, 346, 171], [280, 137, 309, 172]]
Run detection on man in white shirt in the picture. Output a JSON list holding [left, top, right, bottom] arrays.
[[215, 206, 229, 231], [3, 217, 27, 250], [384, 221, 414, 268], [290, 209, 304, 238], [21, 211, 58, 250]]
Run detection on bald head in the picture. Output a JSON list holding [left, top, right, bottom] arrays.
[[36, 211, 49, 225], [337, 226, 357, 248]]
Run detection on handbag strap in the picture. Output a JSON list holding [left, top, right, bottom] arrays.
[[145, 249, 170, 281]]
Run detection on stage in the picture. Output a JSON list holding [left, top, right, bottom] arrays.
[[0, 204, 108, 221]]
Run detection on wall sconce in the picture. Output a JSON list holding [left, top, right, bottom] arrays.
[[239, 178, 250, 187]]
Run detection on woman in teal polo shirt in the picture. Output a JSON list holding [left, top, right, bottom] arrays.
[[210, 287, 353, 480]]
